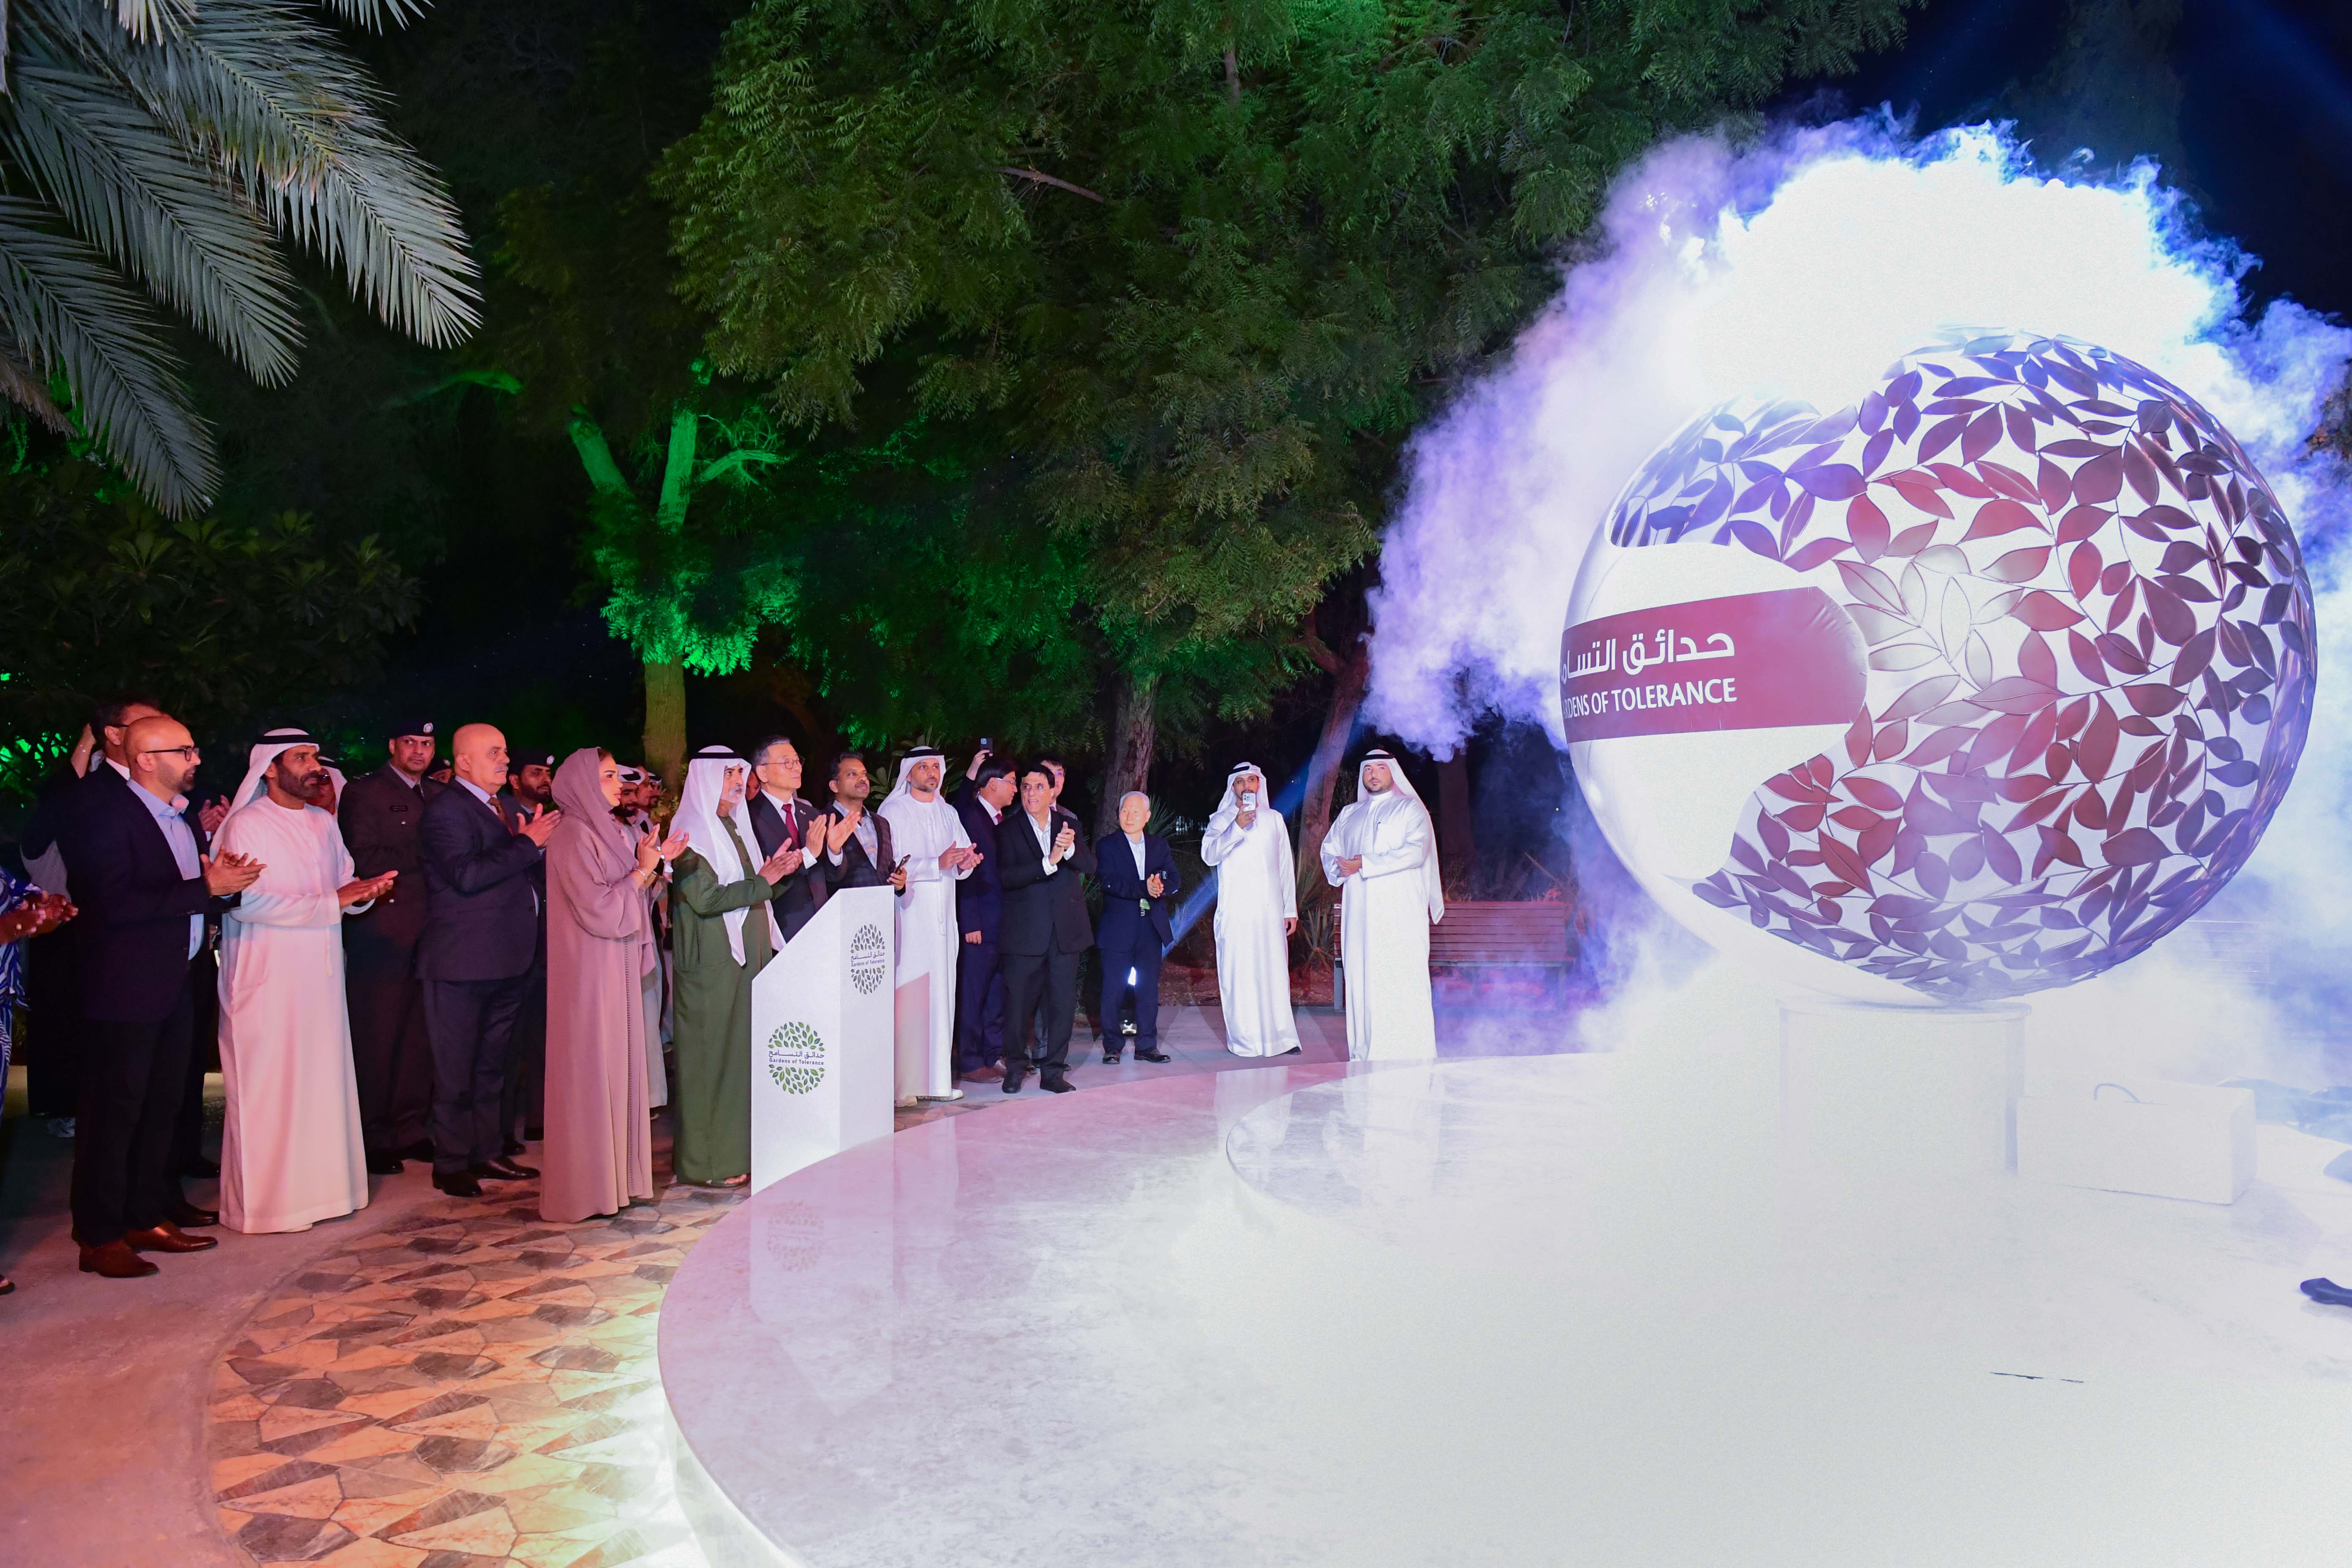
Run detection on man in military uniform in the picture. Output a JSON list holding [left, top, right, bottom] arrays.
[[340, 719, 444, 1173]]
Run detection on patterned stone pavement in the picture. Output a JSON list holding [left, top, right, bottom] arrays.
[[204, 1173, 743, 1568], [199, 1009, 1360, 1568]]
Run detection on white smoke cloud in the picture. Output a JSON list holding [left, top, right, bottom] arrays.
[[1372, 118, 2352, 1083]]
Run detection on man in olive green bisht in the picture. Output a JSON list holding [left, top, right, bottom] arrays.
[[665, 746, 815, 1185]]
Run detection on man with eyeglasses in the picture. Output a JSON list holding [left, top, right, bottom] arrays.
[[58, 715, 264, 1278]]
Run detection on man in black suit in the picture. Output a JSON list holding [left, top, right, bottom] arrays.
[[59, 714, 261, 1277], [417, 723, 558, 1197], [996, 760, 1096, 1093], [816, 750, 907, 898], [496, 748, 555, 1152], [340, 718, 444, 1173], [951, 759, 1017, 1083], [1095, 789, 1181, 1064], [743, 735, 829, 940]]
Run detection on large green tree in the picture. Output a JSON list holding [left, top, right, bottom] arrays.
[[659, 0, 1912, 834]]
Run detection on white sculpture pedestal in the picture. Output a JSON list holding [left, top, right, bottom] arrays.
[[1779, 994, 2027, 1181]]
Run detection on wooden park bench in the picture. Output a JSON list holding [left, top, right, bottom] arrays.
[[1335, 898, 1575, 1009]]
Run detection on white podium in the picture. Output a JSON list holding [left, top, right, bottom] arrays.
[[749, 886, 896, 1192]]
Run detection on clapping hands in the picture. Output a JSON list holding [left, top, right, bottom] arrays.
[[822, 812, 858, 855], [0, 890, 76, 943], [338, 871, 397, 908], [204, 850, 264, 896], [516, 803, 563, 846]]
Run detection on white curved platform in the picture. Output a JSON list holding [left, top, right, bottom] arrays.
[[659, 1052, 2352, 1567]]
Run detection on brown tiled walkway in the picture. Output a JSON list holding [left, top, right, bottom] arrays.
[[204, 1177, 741, 1568]]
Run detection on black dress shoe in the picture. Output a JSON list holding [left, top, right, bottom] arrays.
[[365, 1150, 404, 1176], [396, 1139, 436, 1162], [180, 1155, 220, 1179], [1279, 1046, 1302, 1056], [2302, 1277, 2352, 1307], [125, 1222, 218, 1254], [1039, 1075, 1075, 1094], [1002, 1072, 1027, 1094], [433, 1171, 485, 1198], [474, 1157, 539, 1180], [1135, 1047, 1171, 1063], [166, 1200, 219, 1229], [1102, 1050, 1122, 1064]]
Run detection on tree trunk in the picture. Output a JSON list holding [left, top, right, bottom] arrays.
[[1296, 635, 1370, 900], [642, 659, 686, 786], [1437, 751, 1476, 895], [1096, 670, 1159, 842]]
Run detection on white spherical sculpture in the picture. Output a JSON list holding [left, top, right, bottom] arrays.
[[1563, 332, 2314, 1004]]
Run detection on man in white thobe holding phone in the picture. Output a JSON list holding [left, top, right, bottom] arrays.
[[878, 748, 980, 1103], [1201, 762, 1301, 1056]]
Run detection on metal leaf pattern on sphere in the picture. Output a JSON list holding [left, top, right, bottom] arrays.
[[1568, 332, 2315, 1003]]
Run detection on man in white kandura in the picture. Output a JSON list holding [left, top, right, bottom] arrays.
[[1201, 762, 1301, 1057], [215, 729, 397, 1233], [878, 747, 982, 1102], [1320, 749, 1443, 1061]]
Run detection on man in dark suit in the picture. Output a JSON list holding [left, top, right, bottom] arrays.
[[996, 760, 1096, 1093], [340, 718, 444, 1173], [416, 722, 558, 1197], [951, 759, 1017, 1082], [59, 715, 261, 1277], [496, 749, 555, 1152], [743, 735, 828, 940], [1095, 789, 1180, 1064], [815, 750, 907, 898]]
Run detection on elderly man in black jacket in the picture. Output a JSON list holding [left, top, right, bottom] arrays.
[[59, 714, 262, 1277], [416, 723, 559, 1197], [995, 760, 1096, 1094], [1094, 790, 1180, 1064]]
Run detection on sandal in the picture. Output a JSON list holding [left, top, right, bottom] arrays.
[[719, 1173, 750, 1188], [0, 1275, 15, 1296]]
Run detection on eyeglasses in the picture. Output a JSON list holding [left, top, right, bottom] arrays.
[[139, 746, 201, 762]]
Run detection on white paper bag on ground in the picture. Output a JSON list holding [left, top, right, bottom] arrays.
[[2017, 1075, 2254, 1204]]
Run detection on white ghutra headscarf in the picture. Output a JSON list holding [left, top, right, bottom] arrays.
[[229, 727, 320, 812], [882, 745, 946, 808], [1207, 761, 1266, 839], [672, 745, 772, 964], [1327, 748, 1444, 922]]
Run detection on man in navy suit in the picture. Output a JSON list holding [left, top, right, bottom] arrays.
[[1094, 790, 1180, 1064], [417, 723, 559, 1197], [950, 759, 1016, 1083], [743, 735, 829, 940], [996, 761, 1097, 1093], [60, 714, 262, 1277]]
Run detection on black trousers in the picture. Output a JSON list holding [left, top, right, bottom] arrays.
[[501, 959, 547, 1143], [1101, 941, 1165, 1049], [347, 931, 435, 1153], [174, 945, 218, 1175], [70, 971, 194, 1246], [955, 937, 1006, 1070], [422, 975, 526, 1175], [24, 926, 80, 1118], [1000, 948, 1081, 1080]]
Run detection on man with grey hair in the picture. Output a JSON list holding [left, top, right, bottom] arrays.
[[1093, 789, 1179, 1064]]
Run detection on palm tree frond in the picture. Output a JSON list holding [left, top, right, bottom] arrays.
[[6, 44, 303, 383], [35, 0, 480, 348], [110, 0, 196, 44], [315, 0, 431, 30], [0, 195, 215, 513]]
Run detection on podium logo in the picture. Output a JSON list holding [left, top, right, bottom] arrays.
[[766, 1021, 826, 1094], [850, 923, 886, 996]]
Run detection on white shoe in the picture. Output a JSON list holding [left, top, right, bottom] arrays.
[[894, 1095, 920, 1109], [917, 1089, 966, 1102], [46, 1117, 74, 1139]]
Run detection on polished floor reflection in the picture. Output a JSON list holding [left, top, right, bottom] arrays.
[[663, 1051, 2352, 1568]]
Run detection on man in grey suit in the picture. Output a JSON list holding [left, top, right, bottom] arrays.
[[416, 723, 558, 1197]]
